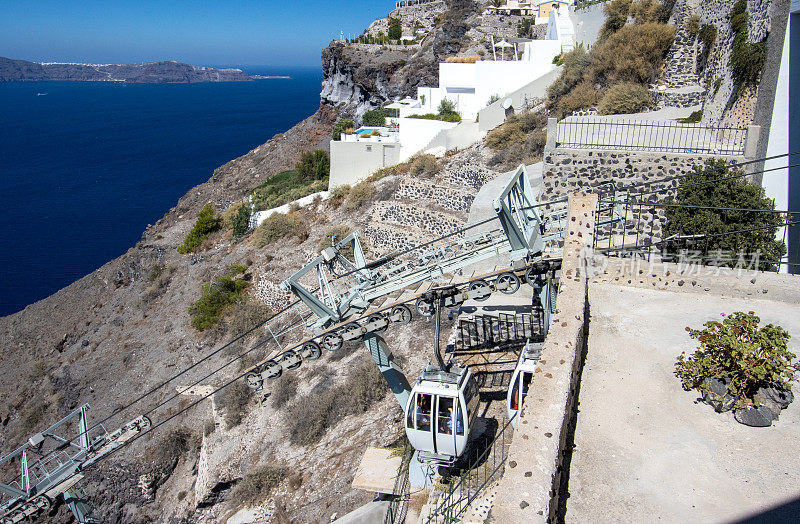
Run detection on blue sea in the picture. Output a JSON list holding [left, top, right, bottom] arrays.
[[0, 66, 322, 316]]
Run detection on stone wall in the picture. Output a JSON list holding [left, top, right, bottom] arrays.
[[394, 179, 476, 212], [370, 200, 464, 238], [650, 87, 704, 109], [254, 278, 292, 312], [441, 162, 499, 191]]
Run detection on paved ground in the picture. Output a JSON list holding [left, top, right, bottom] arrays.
[[566, 283, 800, 523]]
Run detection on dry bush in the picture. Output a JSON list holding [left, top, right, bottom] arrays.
[[253, 212, 308, 248], [485, 110, 548, 168], [555, 82, 599, 118], [155, 427, 201, 473], [225, 300, 273, 339], [629, 0, 670, 24], [221, 201, 249, 230], [409, 154, 441, 178], [344, 181, 376, 211], [588, 23, 675, 85], [271, 374, 298, 409], [230, 464, 287, 506], [317, 225, 354, 253], [217, 381, 252, 428], [445, 55, 480, 63], [285, 357, 386, 446], [598, 82, 652, 114], [328, 185, 351, 208], [142, 264, 175, 302]]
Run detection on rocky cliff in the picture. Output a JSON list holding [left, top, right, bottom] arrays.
[[320, 0, 488, 120], [0, 57, 253, 83]]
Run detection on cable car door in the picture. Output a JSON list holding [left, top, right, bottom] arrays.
[[435, 395, 460, 457], [407, 392, 435, 454]]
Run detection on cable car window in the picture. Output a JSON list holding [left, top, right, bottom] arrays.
[[455, 401, 464, 435], [438, 397, 453, 435], [406, 395, 415, 429], [416, 393, 432, 432], [521, 372, 532, 405]]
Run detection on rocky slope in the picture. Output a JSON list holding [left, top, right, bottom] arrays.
[[0, 57, 253, 83]]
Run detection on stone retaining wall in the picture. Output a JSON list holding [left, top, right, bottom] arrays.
[[442, 163, 499, 191], [650, 88, 704, 109], [370, 201, 463, 238], [394, 180, 475, 212]]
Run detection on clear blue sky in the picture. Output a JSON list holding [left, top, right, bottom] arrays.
[[0, 0, 390, 67]]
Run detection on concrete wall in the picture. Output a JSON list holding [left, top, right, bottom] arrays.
[[422, 120, 484, 153], [329, 140, 400, 188], [478, 67, 563, 132], [490, 191, 597, 523], [397, 117, 457, 161]]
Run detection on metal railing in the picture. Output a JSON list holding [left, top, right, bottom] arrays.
[[456, 311, 543, 353], [424, 412, 516, 523], [385, 443, 414, 524], [556, 119, 748, 155]]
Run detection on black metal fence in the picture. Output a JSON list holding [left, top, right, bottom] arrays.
[[556, 119, 748, 155], [384, 443, 413, 524], [424, 413, 516, 522], [456, 311, 543, 353]]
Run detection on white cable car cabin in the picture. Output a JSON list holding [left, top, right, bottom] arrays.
[[404, 365, 480, 462], [507, 341, 542, 427]]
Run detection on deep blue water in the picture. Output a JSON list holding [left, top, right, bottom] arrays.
[[0, 66, 322, 316]]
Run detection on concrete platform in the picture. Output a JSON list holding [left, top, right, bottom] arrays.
[[567, 283, 800, 523], [351, 447, 403, 495]]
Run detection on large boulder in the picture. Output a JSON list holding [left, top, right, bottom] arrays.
[[700, 377, 735, 413], [734, 405, 776, 427]]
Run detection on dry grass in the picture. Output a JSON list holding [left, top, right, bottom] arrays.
[[217, 381, 253, 428], [253, 212, 308, 248], [344, 181, 376, 211], [230, 464, 288, 506], [445, 55, 480, 63]]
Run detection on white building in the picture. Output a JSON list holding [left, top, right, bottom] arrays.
[[328, 5, 575, 188]]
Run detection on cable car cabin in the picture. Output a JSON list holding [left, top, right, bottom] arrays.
[[404, 365, 479, 463], [507, 341, 543, 427]]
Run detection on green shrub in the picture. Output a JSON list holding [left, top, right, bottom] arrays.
[[677, 110, 703, 123], [329, 185, 351, 208], [231, 464, 287, 506], [362, 108, 386, 127], [407, 113, 461, 122], [663, 159, 787, 271], [729, 0, 766, 85], [218, 381, 253, 428], [188, 275, 249, 331], [676, 312, 795, 408], [251, 170, 327, 212], [253, 212, 308, 248], [221, 202, 251, 240], [486, 94, 501, 106], [698, 23, 717, 49], [177, 204, 220, 254], [286, 358, 386, 446], [296, 149, 330, 183], [598, 82, 652, 114], [437, 98, 457, 116], [332, 118, 355, 140], [345, 180, 376, 211], [517, 18, 534, 38]]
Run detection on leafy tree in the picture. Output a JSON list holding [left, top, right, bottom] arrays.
[[332, 118, 354, 140], [388, 17, 402, 40], [232, 204, 251, 239], [663, 159, 787, 271], [676, 312, 795, 408], [362, 108, 386, 126], [177, 203, 220, 254], [295, 149, 330, 183]]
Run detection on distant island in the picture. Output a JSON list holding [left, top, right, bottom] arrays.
[[0, 56, 253, 83], [251, 75, 291, 80]]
